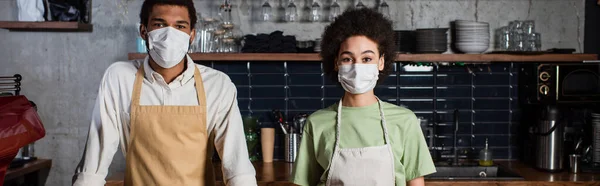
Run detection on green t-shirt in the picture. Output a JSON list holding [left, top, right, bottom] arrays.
[[291, 101, 436, 186]]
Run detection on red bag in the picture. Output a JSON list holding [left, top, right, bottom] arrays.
[[0, 95, 46, 184]]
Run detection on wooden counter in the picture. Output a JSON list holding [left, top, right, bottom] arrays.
[[4, 159, 52, 186], [106, 161, 600, 186]]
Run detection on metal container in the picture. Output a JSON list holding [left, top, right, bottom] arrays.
[[569, 154, 581, 173], [21, 143, 35, 160], [534, 105, 564, 172], [284, 134, 300, 162]]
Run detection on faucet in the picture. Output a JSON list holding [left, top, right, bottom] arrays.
[[453, 109, 459, 166]]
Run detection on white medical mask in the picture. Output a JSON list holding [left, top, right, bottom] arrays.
[[337, 64, 380, 94], [147, 27, 191, 68]]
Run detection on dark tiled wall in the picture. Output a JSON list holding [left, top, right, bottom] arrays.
[[198, 61, 521, 160]]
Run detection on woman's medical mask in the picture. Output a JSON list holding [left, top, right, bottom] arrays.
[[337, 64, 380, 94]]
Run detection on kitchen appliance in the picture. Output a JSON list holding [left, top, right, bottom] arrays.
[[531, 105, 565, 172], [519, 63, 600, 104]]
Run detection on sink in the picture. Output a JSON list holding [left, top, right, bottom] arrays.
[[425, 166, 524, 180]]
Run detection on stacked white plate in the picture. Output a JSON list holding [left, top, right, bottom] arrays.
[[455, 20, 490, 54]]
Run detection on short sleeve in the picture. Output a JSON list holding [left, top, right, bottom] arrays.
[[291, 120, 324, 186], [401, 115, 436, 181]]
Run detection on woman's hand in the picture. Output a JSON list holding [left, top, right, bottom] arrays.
[[407, 177, 425, 186]]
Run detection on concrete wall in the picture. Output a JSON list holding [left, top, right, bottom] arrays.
[[0, 0, 585, 185]]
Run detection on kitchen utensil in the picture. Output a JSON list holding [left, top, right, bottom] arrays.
[[278, 121, 288, 134], [260, 128, 275, 162], [273, 110, 288, 134], [583, 145, 592, 163], [574, 137, 584, 153], [285, 133, 301, 162], [570, 154, 581, 173], [293, 114, 308, 134]]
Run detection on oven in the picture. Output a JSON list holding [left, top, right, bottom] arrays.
[[519, 63, 600, 104]]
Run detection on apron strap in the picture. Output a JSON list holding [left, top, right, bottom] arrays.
[[192, 66, 206, 107], [131, 65, 145, 107], [378, 98, 392, 145], [333, 97, 392, 149], [327, 97, 393, 170], [131, 63, 207, 107]]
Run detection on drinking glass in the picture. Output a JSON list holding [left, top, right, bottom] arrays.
[[240, 0, 250, 16], [509, 21, 523, 34], [509, 32, 524, 51], [220, 0, 233, 26], [285, 0, 298, 22], [378, 0, 390, 18], [223, 38, 236, 53], [524, 32, 541, 51], [261, 0, 272, 21], [310, 1, 321, 22], [495, 26, 510, 51], [523, 20, 535, 34], [356, 0, 366, 9], [329, 0, 340, 21]]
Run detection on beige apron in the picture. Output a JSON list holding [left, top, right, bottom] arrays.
[[125, 65, 215, 186], [325, 98, 396, 186]]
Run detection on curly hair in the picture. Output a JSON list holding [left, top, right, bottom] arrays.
[[140, 0, 197, 29], [320, 8, 396, 85]]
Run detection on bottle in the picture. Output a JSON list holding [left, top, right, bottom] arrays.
[[479, 138, 493, 166]]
